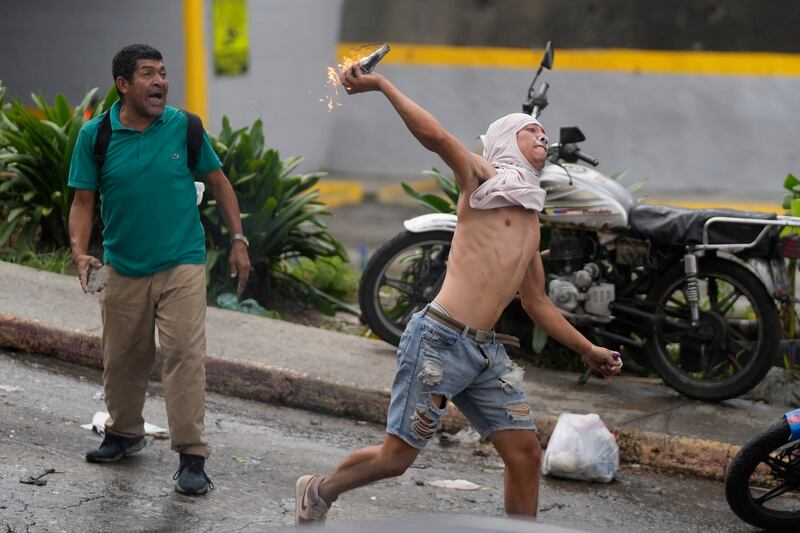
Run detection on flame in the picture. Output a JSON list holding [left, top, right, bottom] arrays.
[[321, 52, 363, 113]]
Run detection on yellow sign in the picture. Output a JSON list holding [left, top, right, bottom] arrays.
[[213, 0, 249, 76]]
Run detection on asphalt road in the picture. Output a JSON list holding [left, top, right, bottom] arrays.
[[0, 350, 755, 533]]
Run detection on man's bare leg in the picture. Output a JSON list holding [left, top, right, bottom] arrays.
[[490, 429, 542, 517], [318, 433, 421, 504]]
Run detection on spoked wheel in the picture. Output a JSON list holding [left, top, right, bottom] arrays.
[[726, 418, 800, 531], [646, 257, 779, 400], [358, 230, 452, 346]]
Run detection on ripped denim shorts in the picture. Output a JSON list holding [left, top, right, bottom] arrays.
[[386, 307, 536, 449]]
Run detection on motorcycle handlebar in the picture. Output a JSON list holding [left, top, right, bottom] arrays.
[[576, 150, 599, 166], [537, 82, 550, 98], [558, 143, 600, 166], [530, 82, 550, 118]]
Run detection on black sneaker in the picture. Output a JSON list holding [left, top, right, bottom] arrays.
[[85, 433, 146, 463], [174, 453, 214, 495]]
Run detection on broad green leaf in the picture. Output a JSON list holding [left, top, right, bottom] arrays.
[[532, 325, 549, 353], [784, 173, 800, 192], [418, 193, 454, 213], [609, 170, 629, 182]]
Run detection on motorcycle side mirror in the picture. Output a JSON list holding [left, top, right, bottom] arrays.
[[559, 126, 586, 144], [541, 41, 554, 70]]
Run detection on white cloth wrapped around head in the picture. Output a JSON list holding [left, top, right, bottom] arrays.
[[469, 112, 546, 212]]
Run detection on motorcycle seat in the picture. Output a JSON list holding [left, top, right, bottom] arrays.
[[629, 204, 779, 255]]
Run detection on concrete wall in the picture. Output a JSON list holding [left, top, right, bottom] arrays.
[[2, 1, 798, 197], [326, 65, 800, 196], [341, 0, 798, 52], [0, 0, 185, 106], [205, 0, 344, 172], [330, 0, 800, 197]]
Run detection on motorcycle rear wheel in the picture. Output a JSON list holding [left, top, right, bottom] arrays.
[[725, 418, 800, 531], [359, 230, 452, 346], [645, 257, 779, 400]]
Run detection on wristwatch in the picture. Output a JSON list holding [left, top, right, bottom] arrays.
[[231, 233, 249, 248]]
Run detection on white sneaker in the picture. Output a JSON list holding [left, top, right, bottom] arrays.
[[295, 474, 330, 525]]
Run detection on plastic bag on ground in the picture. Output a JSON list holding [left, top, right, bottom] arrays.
[[541, 413, 619, 483], [81, 411, 169, 439]]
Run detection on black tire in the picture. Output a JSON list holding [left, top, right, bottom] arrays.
[[725, 418, 800, 531], [646, 257, 779, 401], [359, 230, 452, 346]]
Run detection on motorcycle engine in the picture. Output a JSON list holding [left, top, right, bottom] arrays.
[[547, 229, 615, 316]]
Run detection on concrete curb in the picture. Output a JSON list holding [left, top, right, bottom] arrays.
[[0, 314, 739, 481]]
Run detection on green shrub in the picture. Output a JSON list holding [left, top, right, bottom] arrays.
[[0, 248, 73, 274], [202, 117, 353, 314], [401, 167, 459, 214], [0, 84, 116, 250], [282, 256, 358, 302]]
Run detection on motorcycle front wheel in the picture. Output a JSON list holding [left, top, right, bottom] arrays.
[[359, 230, 452, 346], [725, 417, 800, 531], [645, 257, 779, 401]]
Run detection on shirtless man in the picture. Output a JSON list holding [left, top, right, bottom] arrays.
[[295, 67, 622, 524]]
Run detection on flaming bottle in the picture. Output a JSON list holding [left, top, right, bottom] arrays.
[[357, 43, 391, 74]]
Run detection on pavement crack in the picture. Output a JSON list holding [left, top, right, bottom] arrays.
[[230, 521, 259, 532], [60, 494, 105, 510]]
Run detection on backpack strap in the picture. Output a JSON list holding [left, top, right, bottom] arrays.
[[92, 111, 113, 171], [93, 109, 204, 172], [183, 110, 204, 171]]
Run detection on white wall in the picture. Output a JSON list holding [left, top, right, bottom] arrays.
[[326, 64, 800, 197], [0, 0, 185, 106], [206, 0, 344, 173]]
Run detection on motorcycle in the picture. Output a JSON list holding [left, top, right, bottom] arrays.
[[359, 41, 800, 401], [725, 408, 800, 531]]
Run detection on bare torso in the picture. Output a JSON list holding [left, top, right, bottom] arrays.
[[433, 193, 541, 330]]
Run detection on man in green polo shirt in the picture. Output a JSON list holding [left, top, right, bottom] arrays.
[[68, 44, 250, 496]]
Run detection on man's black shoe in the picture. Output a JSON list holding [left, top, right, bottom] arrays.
[[174, 453, 214, 495], [85, 433, 146, 463]]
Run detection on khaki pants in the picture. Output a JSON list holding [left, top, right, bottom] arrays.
[[100, 263, 210, 458]]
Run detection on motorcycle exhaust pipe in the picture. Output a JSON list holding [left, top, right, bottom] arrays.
[[591, 328, 645, 350], [608, 301, 660, 325]]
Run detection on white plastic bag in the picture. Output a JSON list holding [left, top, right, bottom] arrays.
[[541, 413, 619, 483], [194, 181, 205, 206]]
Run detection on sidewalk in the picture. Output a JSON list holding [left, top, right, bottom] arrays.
[[0, 260, 788, 481]]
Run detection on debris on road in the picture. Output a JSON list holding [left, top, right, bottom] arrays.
[[427, 479, 481, 490], [542, 413, 619, 483], [451, 426, 481, 444], [19, 468, 56, 486], [80, 411, 169, 439], [541, 502, 565, 512]]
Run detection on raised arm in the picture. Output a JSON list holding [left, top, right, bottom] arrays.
[[519, 252, 623, 378], [340, 68, 494, 194]]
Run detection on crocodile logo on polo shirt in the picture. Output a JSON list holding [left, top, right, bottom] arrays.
[[171, 153, 180, 160]]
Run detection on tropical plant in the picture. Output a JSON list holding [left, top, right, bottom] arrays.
[[202, 117, 355, 314], [0, 84, 117, 250], [0, 247, 73, 274], [283, 256, 358, 302], [401, 168, 459, 214]]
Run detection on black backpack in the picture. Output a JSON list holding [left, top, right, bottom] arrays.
[[92, 109, 204, 172]]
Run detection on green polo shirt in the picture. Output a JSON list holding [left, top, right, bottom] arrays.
[[68, 102, 221, 277]]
